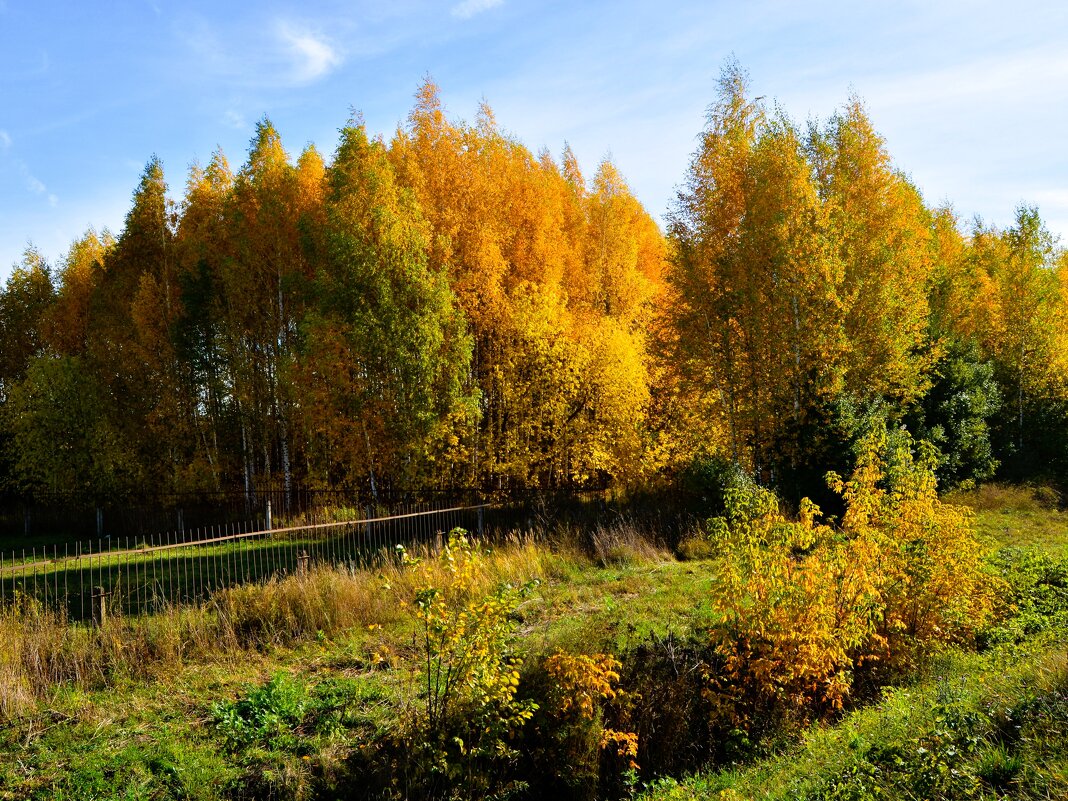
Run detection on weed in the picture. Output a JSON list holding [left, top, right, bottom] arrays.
[[212, 673, 311, 751], [946, 482, 1062, 513]]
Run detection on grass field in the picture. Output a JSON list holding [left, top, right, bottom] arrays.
[[949, 484, 1068, 556], [0, 487, 1064, 800]]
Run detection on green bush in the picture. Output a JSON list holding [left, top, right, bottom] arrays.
[[678, 454, 755, 516]]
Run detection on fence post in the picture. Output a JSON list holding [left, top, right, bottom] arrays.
[[96, 508, 103, 538], [92, 586, 108, 627], [266, 500, 272, 533], [297, 549, 309, 575], [478, 506, 484, 539]]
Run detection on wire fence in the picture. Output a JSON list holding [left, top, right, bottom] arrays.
[[0, 500, 512, 623], [0, 486, 495, 547]]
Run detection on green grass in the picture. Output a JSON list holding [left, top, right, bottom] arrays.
[[639, 640, 1068, 801], [946, 482, 1068, 556], [1, 490, 1066, 800], [0, 531, 709, 800], [972, 506, 1068, 556]]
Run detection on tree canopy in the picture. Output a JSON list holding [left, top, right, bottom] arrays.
[[2, 70, 1066, 504]]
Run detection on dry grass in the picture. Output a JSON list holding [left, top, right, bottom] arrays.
[[589, 520, 673, 566], [0, 598, 220, 718], [945, 482, 1062, 512], [0, 533, 573, 720]]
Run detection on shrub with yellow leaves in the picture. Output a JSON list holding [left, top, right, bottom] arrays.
[[544, 652, 623, 720], [390, 528, 539, 800], [540, 651, 640, 795], [828, 426, 1002, 672], [710, 485, 878, 721], [709, 425, 1002, 731]]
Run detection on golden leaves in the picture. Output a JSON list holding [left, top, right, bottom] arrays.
[[711, 428, 1001, 719]]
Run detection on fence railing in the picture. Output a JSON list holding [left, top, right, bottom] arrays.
[[0, 487, 492, 545], [0, 501, 509, 623]]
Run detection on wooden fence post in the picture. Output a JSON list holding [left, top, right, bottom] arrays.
[[297, 550, 310, 575], [92, 586, 107, 627]]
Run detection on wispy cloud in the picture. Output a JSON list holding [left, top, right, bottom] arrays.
[[178, 16, 343, 88], [14, 160, 58, 206], [451, 0, 503, 20], [276, 22, 342, 84], [0, 130, 10, 149], [24, 173, 46, 195], [223, 109, 246, 129]]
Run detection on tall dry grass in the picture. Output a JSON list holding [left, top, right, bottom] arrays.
[[0, 598, 220, 719], [589, 519, 673, 566], [945, 482, 1062, 511], [0, 533, 577, 719]]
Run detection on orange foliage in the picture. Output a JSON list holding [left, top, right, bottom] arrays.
[[710, 428, 1001, 721]]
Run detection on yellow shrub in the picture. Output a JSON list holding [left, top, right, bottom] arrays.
[[711, 427, 1002, 721], [388, 529, 538, 799], [544, 652, 622, 720], [831, 429, 1002, 667], [543, 650, 639, 772], [403, 529, 537, 734], [711, 494, 880, 715]]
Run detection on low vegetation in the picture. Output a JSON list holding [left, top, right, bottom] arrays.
[[1, 431, 1064, 800]]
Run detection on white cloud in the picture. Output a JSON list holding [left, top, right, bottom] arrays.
[[14, 160, 57, 205], [0, 129, 10, 149], [224, 109, 246, 129], [276, 22, 342, 84], [178, 16, 343, 88], [451, 0, 503, 20], [25, 173, 46, 194]]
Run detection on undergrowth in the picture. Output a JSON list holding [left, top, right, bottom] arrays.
[[1, 453, 1066, 800], [0, 533, 566, 719]]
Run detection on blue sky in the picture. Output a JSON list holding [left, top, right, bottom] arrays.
[[2, 0, 1068, 279]]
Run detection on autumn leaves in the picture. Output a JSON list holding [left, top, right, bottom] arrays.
[[667, 65, 1068, 495], [0, 81, 665, 500], [1, 68, 1066, 502]]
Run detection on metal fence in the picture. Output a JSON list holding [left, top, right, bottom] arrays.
[[0, 501, 511, 623], [0, 487, 492, 546]]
